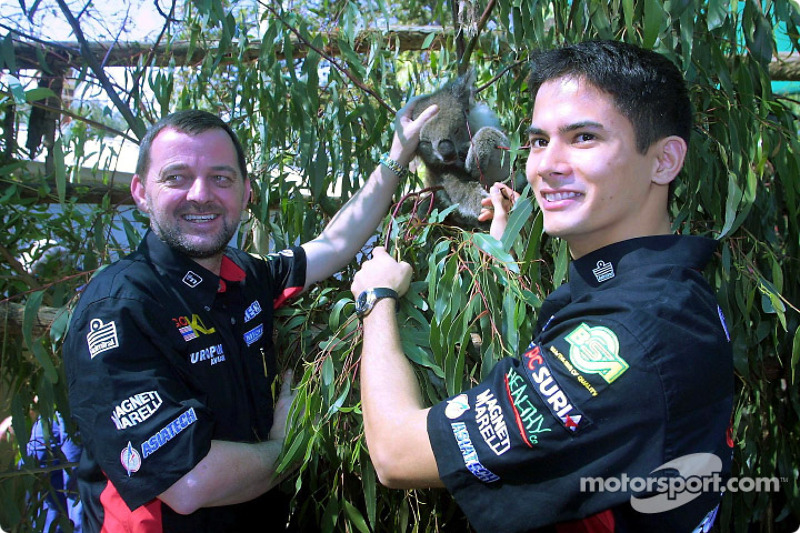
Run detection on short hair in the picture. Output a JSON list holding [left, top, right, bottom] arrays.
[[135, 110, 248, 181], [528, 40, 692, 154]]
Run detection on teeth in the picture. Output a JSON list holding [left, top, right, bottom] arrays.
[[544, 191, 581, 202], [184, 214, 217, 222]]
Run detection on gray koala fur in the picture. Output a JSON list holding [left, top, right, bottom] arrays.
[[405, 70, 510, 227]]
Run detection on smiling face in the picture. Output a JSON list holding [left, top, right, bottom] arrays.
[[526, 76, 681, 258], [131, 127, 251, 272]]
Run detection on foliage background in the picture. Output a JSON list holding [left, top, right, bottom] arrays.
[[1, 0, 799, 531]]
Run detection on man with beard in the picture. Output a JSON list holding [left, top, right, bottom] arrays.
[[63, 108, 436, 532]]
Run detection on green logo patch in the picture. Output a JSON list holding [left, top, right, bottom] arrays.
[[565, 323, 628, 383]]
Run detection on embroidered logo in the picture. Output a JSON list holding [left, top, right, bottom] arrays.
[[120, 442, 141, 476], [173, 315, 216, 341], [565, 323, 628, 384], [243, 324, 264, 346], [592, 260, 615, 282], [182, 271, 203, 288], [445, 394, 470, 420], [141, 408, 198, 459], [244, 300, 262, 323], [474, 389, 511, 455], [450, 422, 500, 483], [87, 318, 119, 358], [523, 345, 587, 432], [504, 367, 550, 447], [111, 391, 163, 430]]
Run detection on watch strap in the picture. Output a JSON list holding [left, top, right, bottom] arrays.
[[356, 287, 399, 319]]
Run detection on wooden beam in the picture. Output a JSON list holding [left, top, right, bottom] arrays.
[[0, 301, 62, 340], [8, 28, 800, 81]]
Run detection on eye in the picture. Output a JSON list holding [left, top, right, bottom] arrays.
[[529, 137, 548, 149], [161, 174, 185, 186], [575, 133, 596, 143], [213, 175, 235, 187]]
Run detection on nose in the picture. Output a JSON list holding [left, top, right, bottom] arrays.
[[437, 139, 457, 161], [528, 142, 567, 184], [186, 176, 214, 203]]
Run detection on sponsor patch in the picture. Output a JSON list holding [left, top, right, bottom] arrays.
[[474, 389, 511, 455], [522, 345, 588, 433], [87, 318, 119, 358], [565, 323, 628, 384], [141, 408, 198, 459], [450, 422, 499, 483], [592, 260, 615, 282], [244, 300, 263, 322], [182, 271, 203, 288], [190, 344, 226, 365], [504, 367, 551, 447], [111, 391, 163, 430], [173, 315, 216, 339], [120, 442, 141, 476], [445, 394, 470, 420], [244, 324, 264, 346], [549, 346, 599, 397]]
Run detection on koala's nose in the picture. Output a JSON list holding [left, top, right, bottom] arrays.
[[438, 140, 457, 161]]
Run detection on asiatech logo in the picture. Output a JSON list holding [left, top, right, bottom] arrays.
[[580, 453, 781, 513]]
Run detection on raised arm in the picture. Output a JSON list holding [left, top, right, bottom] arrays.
[[351, 247, 443, 488], [301, 105, 439, 290]]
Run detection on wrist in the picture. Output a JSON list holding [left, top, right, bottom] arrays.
[[355, 287, 399, 319], [379, 153, 410, 180]]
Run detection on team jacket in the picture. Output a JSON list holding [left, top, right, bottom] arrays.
[[427, 235, 734, 533], [64, 230, 306, 532]]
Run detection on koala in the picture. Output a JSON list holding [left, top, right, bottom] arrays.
[[406, 70, 510, 227]]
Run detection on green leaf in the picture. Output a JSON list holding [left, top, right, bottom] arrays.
[[643, 0, 664, 49], [501, 194, 533, 253], [53, 139, 66, 205], [342, 499, 371, 533], [473, 233, 519, 273], [791, 325, 800, 385]]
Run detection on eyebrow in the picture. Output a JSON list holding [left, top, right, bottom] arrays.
[[527, 121, 606, 137], [159, 163, 239, 176]]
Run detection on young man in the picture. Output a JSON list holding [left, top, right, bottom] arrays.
[[64, 107, 436, 532], [351, 40, 733, 532]]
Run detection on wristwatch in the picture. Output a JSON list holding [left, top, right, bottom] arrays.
[[355, 288, 399, 319]]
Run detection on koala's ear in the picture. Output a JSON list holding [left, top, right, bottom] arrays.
[[398, 95, 422, 128]]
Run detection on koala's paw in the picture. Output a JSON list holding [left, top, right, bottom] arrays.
[[440, 175, 487, 221], [465, 126, 511, 185]]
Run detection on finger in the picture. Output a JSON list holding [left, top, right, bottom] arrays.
[[414, 104, 439, 124]]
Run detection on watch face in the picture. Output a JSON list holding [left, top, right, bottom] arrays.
[[355, 290, 373, 316]]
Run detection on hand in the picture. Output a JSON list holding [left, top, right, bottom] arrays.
[[352, 246, 413, 298], [389, 101, 439, 167], [478, 183, 520, 240], [269, 370, 297, 442]]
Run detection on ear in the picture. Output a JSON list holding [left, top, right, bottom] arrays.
[[652, 136, 687, 186], [130, 174, 148, 213]]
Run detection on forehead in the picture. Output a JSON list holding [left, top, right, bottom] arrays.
[[531, 76, 629, 130], [148, 127, 240, 171]]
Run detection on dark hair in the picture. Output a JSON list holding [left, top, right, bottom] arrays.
[[135, 110, 248, 180], [528, 40, 692, 154]]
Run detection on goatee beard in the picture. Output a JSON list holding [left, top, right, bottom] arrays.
[[152, 220, 236, 259]]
